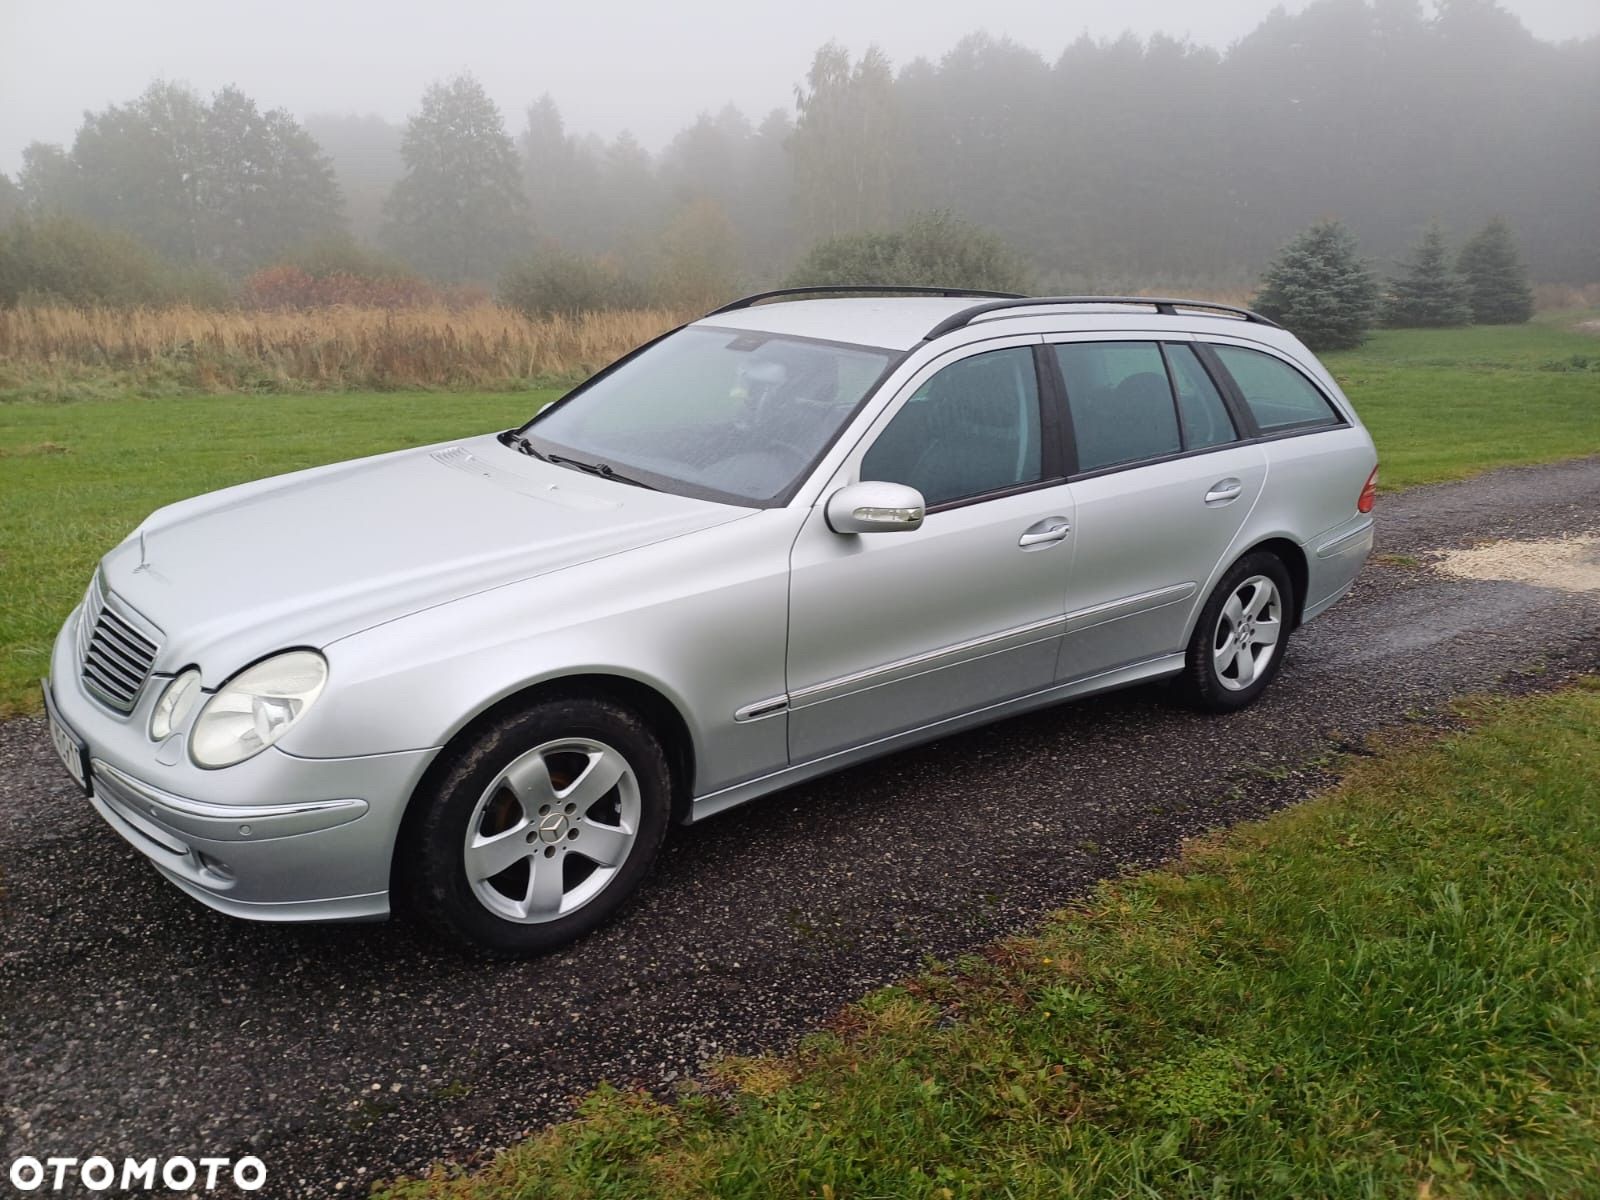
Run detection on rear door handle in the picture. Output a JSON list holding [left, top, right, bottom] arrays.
[[1204, 479, 1243, 505], [1019, 517, 1071, 548]]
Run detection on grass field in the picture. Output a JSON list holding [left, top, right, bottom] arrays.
[[1, 317, 1596, 718], [0, 390, 556, 717], [1323, 317, 1600, 490], [376, 679, 1600, 1199]]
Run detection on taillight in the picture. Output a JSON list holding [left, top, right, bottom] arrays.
[[1357, 466, 1378, 514]]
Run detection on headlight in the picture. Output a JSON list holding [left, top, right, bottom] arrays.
[[149, 668, 202, 740], [190, 650, 328, 769]]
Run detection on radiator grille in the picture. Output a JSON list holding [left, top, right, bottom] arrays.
[[79, 574, 160, 713]]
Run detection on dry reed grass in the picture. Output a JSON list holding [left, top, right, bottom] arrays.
[[1534, 282, 1600, 313], [3, 285, 1593, 400], [0, 303, 689, 396]]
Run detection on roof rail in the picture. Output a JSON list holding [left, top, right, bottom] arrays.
[[704, 284, 1027, 317], [923, 296, 1282, 340]]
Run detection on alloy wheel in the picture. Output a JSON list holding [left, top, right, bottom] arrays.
[[462, 737, 640, 923], [1212, 574, 1283, 692]]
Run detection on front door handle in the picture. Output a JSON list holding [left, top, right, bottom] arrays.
[[1204, 478, 1244, 505], [1019, 517, 1071, 548]]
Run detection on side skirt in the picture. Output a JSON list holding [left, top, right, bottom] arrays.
[[686, 653, 1185, 823]]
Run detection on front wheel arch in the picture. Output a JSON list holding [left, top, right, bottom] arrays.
[[390, 674, 695, 903]]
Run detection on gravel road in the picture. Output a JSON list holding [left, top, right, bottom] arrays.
[[3, 457, 1599, 1198]]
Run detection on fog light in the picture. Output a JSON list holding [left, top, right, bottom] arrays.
[[149, 669, 203, 741]]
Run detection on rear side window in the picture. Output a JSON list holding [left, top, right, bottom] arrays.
[[1053, 342, 1181, 473], [1210, 345, 1341, 433], [1164, 344, 1237, 450], [861, 346, 1043, 508]]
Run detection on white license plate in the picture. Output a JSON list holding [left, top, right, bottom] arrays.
[[45, 690, 90, 793]]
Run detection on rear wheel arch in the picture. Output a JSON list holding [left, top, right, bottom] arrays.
[[1176, 549, 1295, 712], [1183, 536, 1309, 649], [1237, 536, 1308, 628]]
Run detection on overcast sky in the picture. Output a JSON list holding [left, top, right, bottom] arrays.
[[2, 0, 1596, 174]]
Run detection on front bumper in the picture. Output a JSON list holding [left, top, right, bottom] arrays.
[[48, 607, 438, 923]]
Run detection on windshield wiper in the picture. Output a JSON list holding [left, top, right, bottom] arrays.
[[499, 429, 547, 460], [545, 453, 658, 491], [500, 430, 657, 491]]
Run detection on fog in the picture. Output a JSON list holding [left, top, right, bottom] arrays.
[[3, 0, 1595, 172], [2, 0, 1596, 300]]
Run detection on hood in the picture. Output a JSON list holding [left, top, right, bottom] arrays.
[[99, 433, 748, 679]]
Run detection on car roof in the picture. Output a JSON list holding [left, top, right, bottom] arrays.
[[691, 296, 1302, 354], [692, 297, 979, 351]]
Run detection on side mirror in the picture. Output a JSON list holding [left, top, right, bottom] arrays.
[[825, 481, 926, 534]]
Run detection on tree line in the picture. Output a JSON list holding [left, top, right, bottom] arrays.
[[1254, 214, 1535, 349], [8, 82, 341, 278], [1, 0, 1594, 311]]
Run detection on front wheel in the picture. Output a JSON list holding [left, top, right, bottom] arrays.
[[404, 696, 671, 955], [1177, 552, 1293, 712]]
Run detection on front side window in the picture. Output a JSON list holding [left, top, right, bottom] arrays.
[[1210, 345, 1341, 433], [861, 347, 1043, 508], [1053, 341, 1182, 473], [524, 326, 897, 505]]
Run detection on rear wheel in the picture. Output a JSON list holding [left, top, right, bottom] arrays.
[[1178, 552, 1293, 712], [405, 696, 671, 955]]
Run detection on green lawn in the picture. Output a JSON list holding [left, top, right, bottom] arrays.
[[2, 318, 1597, 719], [1323, 316, 1600, 489], [378, 680, 1600, 1199], [0, 389, 556, 717]]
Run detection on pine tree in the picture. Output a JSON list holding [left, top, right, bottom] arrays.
[[1253, 219, 1379, 351], [1457, 216, 1534, 325], [1382, 222, 1471, 327], [518, 95, 575, 238]]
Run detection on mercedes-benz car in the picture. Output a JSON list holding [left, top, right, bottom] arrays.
[[44, 288, 1378, 953]]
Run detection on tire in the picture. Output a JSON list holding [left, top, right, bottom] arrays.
[[1177, 551, 1294, 713], [404, 695, 671, 956]]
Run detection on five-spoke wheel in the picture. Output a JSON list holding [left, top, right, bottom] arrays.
[[405, 696, 670, 955], [1211, 574, 1283, 692], [1179, 551, 1295, 712], [464, 738, 641, 924]]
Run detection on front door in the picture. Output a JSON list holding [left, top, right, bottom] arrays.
[[785, 341, 1077, 763]]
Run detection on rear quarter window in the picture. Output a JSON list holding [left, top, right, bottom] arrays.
[[1210, 345, 1341, 433]]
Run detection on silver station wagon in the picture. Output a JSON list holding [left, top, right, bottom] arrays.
[[45, 289, 1378, 953]]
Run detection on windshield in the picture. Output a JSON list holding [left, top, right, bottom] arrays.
[[520, 326, 899, 506]]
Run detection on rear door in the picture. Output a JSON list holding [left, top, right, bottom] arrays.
[[785, 338, 1076, 763], [1044, 336, 1268, 682], [1201, 339, 1377, 613]]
